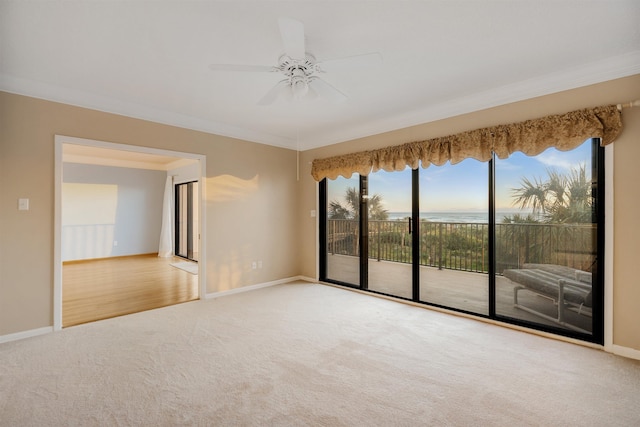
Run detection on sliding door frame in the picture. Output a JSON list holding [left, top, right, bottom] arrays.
[[411, 169, 420, 301], [319, 141, 605, 345], [360, 176, 369, 290], [488, 158, 496, 318], [175, 180, 198, 262]]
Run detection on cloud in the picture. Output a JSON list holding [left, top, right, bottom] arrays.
[[534, 141, 593, 171], [495, 159, 521, 171], [535, 151, 575, 170]]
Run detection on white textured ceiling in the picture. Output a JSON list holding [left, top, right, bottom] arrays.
[[2, 1, 639, 151]]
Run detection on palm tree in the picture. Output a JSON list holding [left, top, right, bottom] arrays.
[[328, 187, 389, 257], [328, 187, 359, 219], [329, 187, 389, 220], [367, 194, 389, 220], [510, 175, 548, 217], [504, 165, 593, 269], [509, 164, 592, 224], [328, 201, 352, 220]]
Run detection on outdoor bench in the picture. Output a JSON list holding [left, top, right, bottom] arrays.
[[502, 263, 592, 332]]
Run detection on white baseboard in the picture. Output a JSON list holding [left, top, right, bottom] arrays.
[[0, 326, 53, 344], [2, 278, 314, 342], [611, 344, 640, 361], [204, 276, 306, 299], [297, 275, 317, 283], [318, 281, 640, 359]]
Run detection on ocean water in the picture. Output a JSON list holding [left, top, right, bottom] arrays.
[[387, 211, 513, 223]]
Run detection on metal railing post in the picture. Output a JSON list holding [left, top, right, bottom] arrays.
[[377, 221, 381, 261], [331, 220, 335, 255], [438, 222, 443, 270], [482, 223, 486, 273]]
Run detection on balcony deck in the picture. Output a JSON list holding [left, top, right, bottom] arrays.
[[326, 254, 592, 333]]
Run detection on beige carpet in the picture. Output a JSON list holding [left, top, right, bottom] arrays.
[[1, 282, 639, 426]]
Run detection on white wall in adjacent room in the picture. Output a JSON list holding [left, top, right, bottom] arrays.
[[62, 163, 166, 261]]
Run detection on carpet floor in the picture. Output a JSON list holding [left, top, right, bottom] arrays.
[[1, 281, 639, 426]]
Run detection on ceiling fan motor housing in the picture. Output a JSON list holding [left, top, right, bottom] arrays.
[[278, 54, 318, 98], [277, 53, 317, 76]]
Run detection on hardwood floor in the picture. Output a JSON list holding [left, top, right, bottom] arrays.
[[63, 254, 199, 327]]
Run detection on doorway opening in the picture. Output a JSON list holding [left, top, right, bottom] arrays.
[[54, 135, 207, 329]]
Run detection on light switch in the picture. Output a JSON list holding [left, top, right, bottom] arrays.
[[18, 198, 29, 211], [310, 210, 316, 217]]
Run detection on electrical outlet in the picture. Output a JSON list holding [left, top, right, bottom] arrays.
[[252, 261, 257, 270], [258, 260, 263, 269], [113, 241, 118, 247]]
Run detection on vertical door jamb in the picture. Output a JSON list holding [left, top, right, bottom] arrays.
[[360, 175, 369, 290], [412, 168, 420, 301]]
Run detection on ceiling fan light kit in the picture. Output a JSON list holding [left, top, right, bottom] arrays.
[[279, 54, 316, 100], [209, 17, 381, 105]]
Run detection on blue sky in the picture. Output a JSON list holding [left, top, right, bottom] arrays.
[[328, 139, 593, 213]]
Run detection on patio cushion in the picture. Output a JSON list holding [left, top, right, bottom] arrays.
[[503, 268, 592, 307], [522, 263, 591, 283]]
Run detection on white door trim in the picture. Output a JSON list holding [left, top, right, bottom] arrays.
[[53, 135, 207, 331]]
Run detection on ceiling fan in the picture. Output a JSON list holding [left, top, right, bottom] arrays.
[[209, 17, 382, 105]]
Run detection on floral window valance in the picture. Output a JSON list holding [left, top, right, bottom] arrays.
[[311, 105, 622, 181]]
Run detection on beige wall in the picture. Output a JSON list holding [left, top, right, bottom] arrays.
[[2, 75, 639, 353], [299, 74, 640, 352], [0, 92, 299, 335]]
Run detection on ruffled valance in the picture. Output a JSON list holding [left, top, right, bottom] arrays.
[[311, 105, 622, 181]]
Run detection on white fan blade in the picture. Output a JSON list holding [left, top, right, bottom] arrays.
[[308, 77, 347, 103], [278, 17, 305, 59], [258, 80, 290, 106], [209, 64, 275, 72], [306, 85, 319, 100], [317, 52, 382, 72]]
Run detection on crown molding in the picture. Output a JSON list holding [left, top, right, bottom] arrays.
[[299, 50, 640, 150], [0, 73, 296, 149], [2, 50, 639, 152]]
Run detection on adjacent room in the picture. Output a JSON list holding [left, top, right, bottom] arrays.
[[1, 1, 640, 425], [60, 142, 203, 326]]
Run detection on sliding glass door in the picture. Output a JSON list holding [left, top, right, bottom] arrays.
[[175, 181, 199, 262], [325, 175, 360, 286], [419, 159, 489, 315], [367, 168, 414, 299], [320, 138, 603, 343], [494, 139, 599, 335]]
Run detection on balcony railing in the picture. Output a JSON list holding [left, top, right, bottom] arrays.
[[327, 219, 596, 274]]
